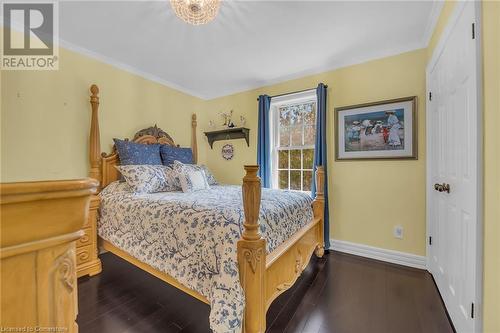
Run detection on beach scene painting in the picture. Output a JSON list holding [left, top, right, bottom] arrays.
[[335, 97, 417, 160]]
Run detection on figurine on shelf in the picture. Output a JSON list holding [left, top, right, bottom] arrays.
[[208, 120, 216, 129], [240, 115, 247, 127], [219, 111, 230, 127], [219, 110, 236, 128], [227, 110, 235, 128]]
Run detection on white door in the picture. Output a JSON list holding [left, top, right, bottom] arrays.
[[426, 2, 481, 333]]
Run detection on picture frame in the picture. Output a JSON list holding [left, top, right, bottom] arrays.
[[221, 143, 234, 160], [335, 96, 417, 160]]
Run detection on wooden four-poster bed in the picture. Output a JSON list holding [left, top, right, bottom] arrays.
[[86, 84, 325, 333]]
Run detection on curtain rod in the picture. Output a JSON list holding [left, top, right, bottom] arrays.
[[256, 85, 328, 101]]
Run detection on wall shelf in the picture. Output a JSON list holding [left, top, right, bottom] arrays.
[[204, 127, 250, 149]]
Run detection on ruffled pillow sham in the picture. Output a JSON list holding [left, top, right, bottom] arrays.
[[115, 165, 179, 194], [178, 169, 210, 193], [172, 160, 218, 185]]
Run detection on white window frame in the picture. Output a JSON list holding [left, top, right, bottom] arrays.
[[269, 89, 317, 191]]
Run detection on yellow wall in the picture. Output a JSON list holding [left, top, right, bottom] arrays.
[[201, 49, 428, 256], [481, 2, 499, 332], [1, 35, 205, 182], [428, 2, 500, 331]]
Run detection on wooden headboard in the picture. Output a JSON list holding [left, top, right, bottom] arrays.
[[88, 84, 198, 190]]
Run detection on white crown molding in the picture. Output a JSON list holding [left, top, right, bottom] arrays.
[[2, 21, 208, 99], [330, 239, 427, 270], [58, 38, 209, 100], [205, 41, 425, 99], [3, 33, 427, 101], [61, 37, 425, 101], [5, 9, 432, 100], [421, 0, 445, 47]]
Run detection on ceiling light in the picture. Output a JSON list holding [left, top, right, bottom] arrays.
[[170, 0, 221, 25]]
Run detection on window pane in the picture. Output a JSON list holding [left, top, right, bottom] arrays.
[[290, 171, 301, 190], [303, 149, 314, 169], [290, 109, 302, 126], [290, 126, 302, 146], [279, 108, 290, 127], [290, 149, 301, 169], [278, 150, 289, 169], [280, 127, 290, 147], [303, 171, 312, 191], [304, 125, 316, 145], [274, 98, 317, 191], [279, 170, 289, 190], [303, 105, 316, 125]]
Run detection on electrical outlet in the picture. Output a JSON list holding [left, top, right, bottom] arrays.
[[394, 225, 403, 239]]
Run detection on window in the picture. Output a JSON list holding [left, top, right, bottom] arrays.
[[270, 90, 317, 192]]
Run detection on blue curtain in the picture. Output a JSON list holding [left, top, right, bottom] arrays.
[[257, 95, 271, 187], [311, 83, 330, 249]]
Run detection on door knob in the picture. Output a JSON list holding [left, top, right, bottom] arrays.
[[434, 183, 450, 193]]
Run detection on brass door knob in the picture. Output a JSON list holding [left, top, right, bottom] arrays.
[[434, 183, 450, 193]]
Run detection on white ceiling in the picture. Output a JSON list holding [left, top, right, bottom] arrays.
[[59, 1, 442, 99]]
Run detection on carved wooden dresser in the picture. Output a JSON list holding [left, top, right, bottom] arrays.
[[0, 179, 98, 332], [76, 195, 102, 277]]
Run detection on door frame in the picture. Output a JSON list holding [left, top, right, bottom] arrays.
[[425, 1, 484, 331]]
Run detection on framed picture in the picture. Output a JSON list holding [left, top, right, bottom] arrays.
[[335, 96, 417, 160]]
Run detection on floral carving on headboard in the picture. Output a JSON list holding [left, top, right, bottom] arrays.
[[102, 125, 178, 158], [133, 124, 176, 146]]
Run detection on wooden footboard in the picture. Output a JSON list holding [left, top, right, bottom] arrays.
[[238, 165, 325, 333]]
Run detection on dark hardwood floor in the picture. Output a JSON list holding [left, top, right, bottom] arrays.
[[77, 251, 454, 333]]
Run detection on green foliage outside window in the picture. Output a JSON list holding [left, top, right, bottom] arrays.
[[276, 101, 316, 192]]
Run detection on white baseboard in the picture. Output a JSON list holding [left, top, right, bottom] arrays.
[[330, 239, 427, 270]]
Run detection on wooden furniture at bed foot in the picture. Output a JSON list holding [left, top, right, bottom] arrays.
[[76, 195, 102, 277], [0, 179, 98, 333]]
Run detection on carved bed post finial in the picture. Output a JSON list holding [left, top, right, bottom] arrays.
[[191, 113, 198, 164], [312, 166, 325, 257], [238, 165, 266, 333], [89, 84, 101, 188]]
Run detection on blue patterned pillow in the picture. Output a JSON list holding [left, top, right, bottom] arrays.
[[114, 139, 162, 165], [160, 145, 193, 166]]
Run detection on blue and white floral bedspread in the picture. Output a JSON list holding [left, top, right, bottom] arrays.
[[98, 182, 314, 333]]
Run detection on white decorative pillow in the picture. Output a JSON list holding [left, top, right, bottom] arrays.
[[200, 165, 218, 185], [178, 169, 210, 193], [172, 160, 218, 185], [115, 165, 178, 193]]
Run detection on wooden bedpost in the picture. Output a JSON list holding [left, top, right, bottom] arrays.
[[191, 113, 198, 164], [89, 84, 101, 187], [312, 166, 325, 257], [238, 165, 266, 333]]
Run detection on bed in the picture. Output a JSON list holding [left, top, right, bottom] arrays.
[[87, 84, 326, 333]]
